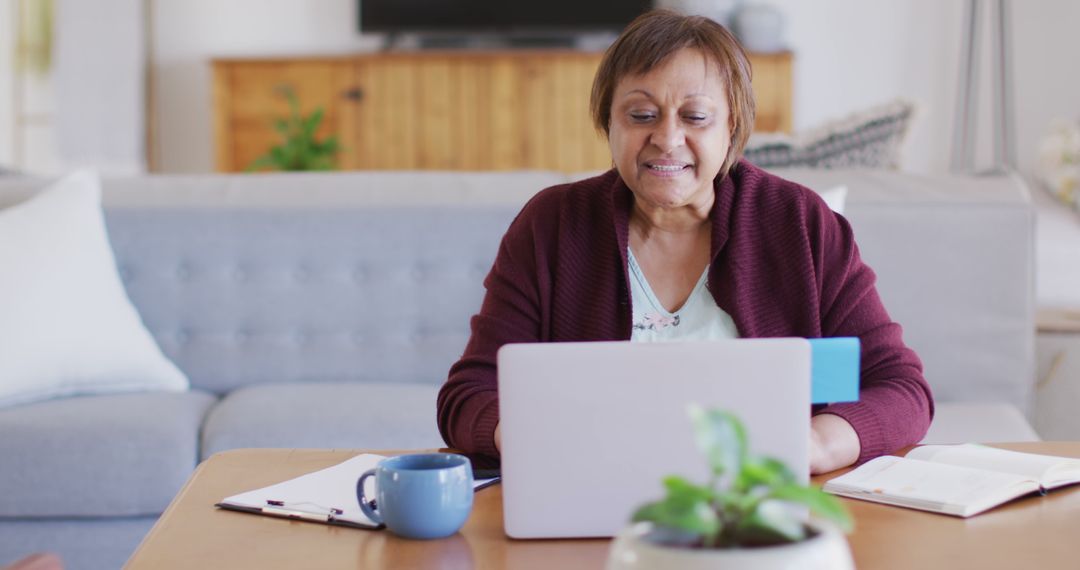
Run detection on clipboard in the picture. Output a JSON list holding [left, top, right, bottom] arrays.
[[215, 453, 499, 531]]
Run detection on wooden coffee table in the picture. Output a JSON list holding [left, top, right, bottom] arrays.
[[125, 443, 1080, 569]]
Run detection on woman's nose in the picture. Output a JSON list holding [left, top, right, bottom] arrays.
[[649, 115, 685, 153]]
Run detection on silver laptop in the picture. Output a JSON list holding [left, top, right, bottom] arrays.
[[497, 338, 811, 539]]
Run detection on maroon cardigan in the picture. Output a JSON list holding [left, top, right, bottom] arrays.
[[437, 161, 933, 463]]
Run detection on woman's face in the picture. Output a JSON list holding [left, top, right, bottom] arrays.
[[608, 48, 732, 213]]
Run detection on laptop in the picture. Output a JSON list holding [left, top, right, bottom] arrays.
[[497, 338, 811, 539]]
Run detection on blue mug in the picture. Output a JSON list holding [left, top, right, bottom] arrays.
[[356, 453, 474, 539]]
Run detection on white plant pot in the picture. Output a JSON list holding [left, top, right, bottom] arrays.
[[606, 521, 854, 570]]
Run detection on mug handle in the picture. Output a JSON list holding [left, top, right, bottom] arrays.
[[356, 469, 382, 524]]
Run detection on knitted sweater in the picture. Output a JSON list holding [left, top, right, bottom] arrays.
[[437, 161, 934, 463]]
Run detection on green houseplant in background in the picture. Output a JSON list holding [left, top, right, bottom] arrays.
[[606, 406, 855, 570], [248, 86, 341, 171]]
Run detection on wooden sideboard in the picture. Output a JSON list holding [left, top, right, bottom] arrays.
[[212, 51, 792, 173]]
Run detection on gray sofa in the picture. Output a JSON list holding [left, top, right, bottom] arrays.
[[0, 168, 1036, 569]]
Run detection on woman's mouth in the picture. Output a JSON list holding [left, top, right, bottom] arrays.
[[644, 161, 692, 175]]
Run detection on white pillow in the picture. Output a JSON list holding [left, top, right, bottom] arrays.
[[0, 171, 188, 408]]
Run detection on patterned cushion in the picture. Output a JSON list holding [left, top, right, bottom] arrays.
[[744, 100, 915, 170]]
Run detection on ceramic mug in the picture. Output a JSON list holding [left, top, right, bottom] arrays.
[[356, 453, 474, 539]]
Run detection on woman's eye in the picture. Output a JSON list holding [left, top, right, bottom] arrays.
[[629, 112, 656, 122], [684, 114, 708, 123]]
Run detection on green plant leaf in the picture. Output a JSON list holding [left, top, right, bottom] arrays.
[[661, 476, 713, 501], [270, 146, 288, 165], [309, 157, 335, 170], [689, 405, 747, 477], [735, 456, 796, 492], [628, 407, 853, 549], [632, 476, 721, 542], [734, 500, 806, 545], [247, 87, 340, 172], [767, 484, 853, 533], [303, 107, 325, 138], [245, 155, 277, 172], [632, 494, 720, 538], [285, 90, 301, 116], [272, 118, 290, 135], [315, 137, 341, 154]]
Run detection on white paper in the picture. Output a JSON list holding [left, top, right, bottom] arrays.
[[220, 453, 497, 526], [221, 453, 385, 525]]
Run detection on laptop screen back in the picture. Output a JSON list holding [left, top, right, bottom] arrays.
[[497, 338, 811, 539]]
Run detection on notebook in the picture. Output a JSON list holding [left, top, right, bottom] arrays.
[[497, 338, 816, 539], [216, 453, 498, 530], [824, 444, 1080, 517]]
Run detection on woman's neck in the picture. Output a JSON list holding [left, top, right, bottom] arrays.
[[629, 198, 712, 246]]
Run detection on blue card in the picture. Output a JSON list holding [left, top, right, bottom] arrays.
[[809, 337, 860, 404]]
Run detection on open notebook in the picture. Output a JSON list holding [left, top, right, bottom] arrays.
[[216, 453, 499, 530], [824, 444, 1080, 517]]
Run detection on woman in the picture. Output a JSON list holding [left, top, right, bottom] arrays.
[[437, 10, 933, 474]]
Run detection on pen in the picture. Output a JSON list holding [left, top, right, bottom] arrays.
[[265, 500, 344, 515], [261, 505, 333, 522]]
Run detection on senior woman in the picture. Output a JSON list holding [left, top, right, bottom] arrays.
[[437, 10, 933, 474]]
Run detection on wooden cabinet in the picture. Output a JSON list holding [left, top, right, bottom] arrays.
[[213, 58, 358, 171], [213, 51, 792, 173]]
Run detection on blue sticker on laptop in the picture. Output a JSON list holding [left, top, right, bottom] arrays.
[[808, 337, 860, 404]]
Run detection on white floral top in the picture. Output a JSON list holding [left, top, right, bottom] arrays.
[[628, 248, 739, 342]]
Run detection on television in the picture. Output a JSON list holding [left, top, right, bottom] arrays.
[[359, 0, 653, 38]]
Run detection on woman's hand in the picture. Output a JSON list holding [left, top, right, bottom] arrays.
[[809, 413, 860, 474], [494, 422, 502, 452]]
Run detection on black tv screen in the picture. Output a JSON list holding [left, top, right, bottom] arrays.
[[360, 0, 653, 34]]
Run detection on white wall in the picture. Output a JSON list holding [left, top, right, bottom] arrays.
[[2, 0, 144, 175], [132, 0, 1080, 176], [0, 0, 15, 167], [1012, 1, 1080, 176], [767, 0, 962, 173]]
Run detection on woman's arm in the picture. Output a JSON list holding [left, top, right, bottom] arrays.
[[436, 195, 553, 456], [807, 198, 934, 466], [809, 413, 860, 474]]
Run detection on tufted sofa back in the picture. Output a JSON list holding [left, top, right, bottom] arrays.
[[0, 171, 564, 395]]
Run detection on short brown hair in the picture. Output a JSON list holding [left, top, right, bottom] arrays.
[[590, 9, 755, 178]]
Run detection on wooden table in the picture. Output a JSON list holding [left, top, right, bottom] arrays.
[[126, 443, 1080, 569]]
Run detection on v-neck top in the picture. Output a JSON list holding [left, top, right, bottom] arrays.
[[627, 248, 738, 342]]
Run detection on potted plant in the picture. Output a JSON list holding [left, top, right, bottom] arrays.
[[247, 86, 341, 172], [606, 406, 855, 570]]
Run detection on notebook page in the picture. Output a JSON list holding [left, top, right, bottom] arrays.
[[825, 455, 1037, 515], [907, 444, 1070, 483]]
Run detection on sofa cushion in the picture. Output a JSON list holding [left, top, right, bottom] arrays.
[[0, 391, 216, 518], [744, 100, 914, 169], [0, 517, 156, 570], [200, 382, 444, 460]]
